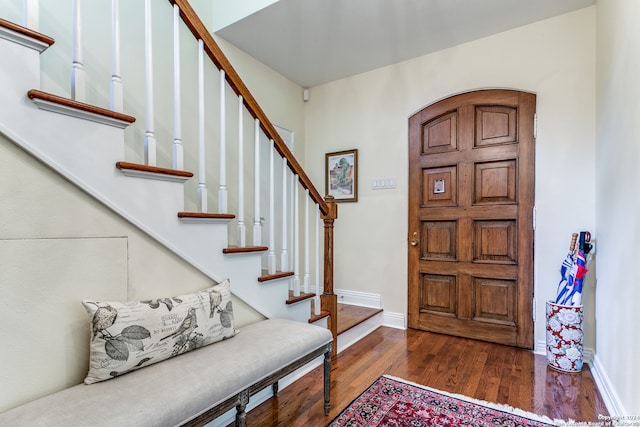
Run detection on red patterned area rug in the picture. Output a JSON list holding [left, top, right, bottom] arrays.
[[327, 375, 565, 427]]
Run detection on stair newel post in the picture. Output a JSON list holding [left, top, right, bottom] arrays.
[[303, 189, 311, 293], [280, 158, 289, 272], [253, 118, 261, 246], [292, 177, 301, 297], [70, 0, 85, 102], [110, 0, 123, 113], [22, 0, 39, 30], [321, 195, 338, 355], [314, 203, 321, 315], [268, 139, 276, 274], [218, 69, 228, 213], [172, 4, 183, 170], [196, 39, 207, 212], [237, 96, 246, 246], [143, 0, 156, 166]]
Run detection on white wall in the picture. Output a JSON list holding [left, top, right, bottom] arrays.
[[0, 132, 264, 412], [595, 0, 640, 416], [304, 8, 596, 348]]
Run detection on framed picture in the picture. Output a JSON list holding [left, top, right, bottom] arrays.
[[325, 149, 358, 202]]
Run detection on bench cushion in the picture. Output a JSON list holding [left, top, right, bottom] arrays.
[[0, 318, 333, 427], [82, 280, 237, 384]]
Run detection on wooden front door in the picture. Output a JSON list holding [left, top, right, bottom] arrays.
[[407, 89, 535, 348]]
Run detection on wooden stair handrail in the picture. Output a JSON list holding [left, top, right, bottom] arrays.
[[169, 0, 328, 216]]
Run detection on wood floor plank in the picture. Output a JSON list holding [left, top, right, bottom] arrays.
[[241, 327, 608, 426]]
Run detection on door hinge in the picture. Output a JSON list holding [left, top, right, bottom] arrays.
[[533, 297, 536, 322], [532, 206, 536, 231], [533, 113, 538, 139]]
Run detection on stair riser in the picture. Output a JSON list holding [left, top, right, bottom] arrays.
[[0, 38, 42, 114]]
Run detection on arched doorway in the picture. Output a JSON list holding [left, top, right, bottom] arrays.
[[407, 89, 536, 348]]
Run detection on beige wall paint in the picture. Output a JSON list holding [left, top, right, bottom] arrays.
[[304, 8, 596, 347], [595, 0, 640, 416]]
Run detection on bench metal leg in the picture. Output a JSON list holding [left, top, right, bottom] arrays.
[[324, 343, 332, 416], [272, 381, 279, 396], [235, 389, 249, 427]]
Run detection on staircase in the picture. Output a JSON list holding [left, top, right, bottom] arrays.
[[0, 1, 337, 350]]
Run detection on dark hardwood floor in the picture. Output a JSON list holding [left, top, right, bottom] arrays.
[[244, 326, 608, 426]]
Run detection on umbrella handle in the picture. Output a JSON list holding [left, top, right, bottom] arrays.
[[570, 233, 579, 252]]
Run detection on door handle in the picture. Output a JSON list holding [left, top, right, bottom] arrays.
[[410, 232, 419, 247]]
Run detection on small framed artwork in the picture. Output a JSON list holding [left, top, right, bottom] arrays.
[[325, 149, 358, 202]]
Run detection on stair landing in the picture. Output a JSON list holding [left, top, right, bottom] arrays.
[[337, 303, 382, 335]]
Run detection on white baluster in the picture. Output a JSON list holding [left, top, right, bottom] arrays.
[[315, 204, 321, 315], [280, 158, 289, 272], [237, 96, 246, 246], [304, 190, 311, 293], [172, 5, 183, 170], [292, 178, 300, 297], [218, 70, 228, 213], [110, 0, 123, 112], [197, 40, 207, 212], [253, 119, 261, 246], [143, 0, 156, 166], [290, 173, 295, 271], [22, 0, 39, 31], [268, 140, 276, 274], [71, 0, 85, 102]]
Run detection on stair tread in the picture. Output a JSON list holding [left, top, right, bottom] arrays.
[[28, 89, 135, 124], [178, 212, 236, 219], [286, 291, 315, 305], [258, 270, 294, 282], [309, 310, 330, 324], [337, 303, 383, 335], [116, 161, 193, 178], [223, 246, 269, 254], [0, 17, 55, 47]]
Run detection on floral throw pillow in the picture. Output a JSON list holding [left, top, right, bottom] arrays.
[[82, 279, 237, 384]]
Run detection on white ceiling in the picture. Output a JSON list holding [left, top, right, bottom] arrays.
[[215, 0, 595, 88]]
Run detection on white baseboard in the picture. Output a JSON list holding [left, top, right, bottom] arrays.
[[382, 311, 406, 329], [335, 288, 381, 308], [534, 340, 546, 356], [591, 354, 626, 416]]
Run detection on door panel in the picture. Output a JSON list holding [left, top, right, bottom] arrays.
[[408, 89, 535, 348]]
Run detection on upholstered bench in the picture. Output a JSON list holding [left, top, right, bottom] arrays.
[[0, 318, 333, 427]]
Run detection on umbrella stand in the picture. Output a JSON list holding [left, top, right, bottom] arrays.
[[547, 231, 592, 373], [546, 300, 584, 372]]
